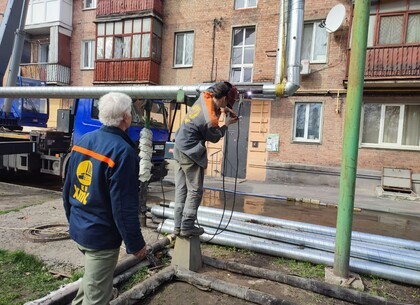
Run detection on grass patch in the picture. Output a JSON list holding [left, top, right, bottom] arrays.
[[0, 249, 73, 305], [0, 208, 23, 215], [119, 266, 149, 293], [365, 275, 399, 299], [206, 244, 256, 258], [273, 257, 325, 278]]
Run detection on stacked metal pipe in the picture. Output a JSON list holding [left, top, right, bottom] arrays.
[[151, 204, 420, 286]]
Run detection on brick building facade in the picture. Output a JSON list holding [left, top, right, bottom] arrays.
[[2, 0, 419, 193]]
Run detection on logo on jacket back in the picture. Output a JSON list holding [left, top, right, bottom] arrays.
[[184, 104, 201, 124], [73, 160, 92, 205]]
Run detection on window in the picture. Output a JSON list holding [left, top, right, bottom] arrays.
[[293, 102, 323, 142], [83, 0, 96, 9], [81, 40, 95, 69], [367, 0, 420, 46], [174, 32, 194, 67], [362, 103, 420, 149], [96, 18, 161, 61], [230, 26, 255, 83], [38, 44, 49, 63], [301, 22, 327, 63], [235, 0, 257, 9]]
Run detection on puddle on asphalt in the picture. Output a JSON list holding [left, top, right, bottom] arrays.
[[199, 190, 420, 242]]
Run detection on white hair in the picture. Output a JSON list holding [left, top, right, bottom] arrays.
[[98, 92, 132, 127]]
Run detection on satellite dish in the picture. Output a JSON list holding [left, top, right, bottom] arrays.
[[324, 4, 346, 33]]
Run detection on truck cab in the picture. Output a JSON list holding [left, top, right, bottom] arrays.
[[0, 77, 49, 130]]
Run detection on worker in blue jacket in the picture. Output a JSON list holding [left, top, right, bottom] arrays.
[[63, 92, 147, 305]]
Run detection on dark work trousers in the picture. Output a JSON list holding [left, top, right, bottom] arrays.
[[173, 150, 204, 231]]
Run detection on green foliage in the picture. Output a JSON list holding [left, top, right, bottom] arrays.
[[273, 257, 325, 279], [0, 208, 21, 215], [0, 249, 72, 305], [120, 266, 149, 293], [207, 244, 256, 257]]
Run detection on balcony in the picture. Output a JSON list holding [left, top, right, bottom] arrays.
[[25, 0, 72, 34], [20, 63, 71, 85], [94, 59, 160, 84], [346, 45, 420, 87], [96, 0, 163, 18]]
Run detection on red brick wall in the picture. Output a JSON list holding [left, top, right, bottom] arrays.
[[70, 1, 96, 86], [160, 0, 280, 85]]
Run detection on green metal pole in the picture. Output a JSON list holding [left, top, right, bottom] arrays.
[[333, 0, 370, 278]]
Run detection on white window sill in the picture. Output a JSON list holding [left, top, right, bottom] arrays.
[[360, 144, 420, 151], [292, 139, 321, 144], [173, 65, 193, 69]]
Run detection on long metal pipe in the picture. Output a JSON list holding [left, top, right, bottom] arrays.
[[165, 203, 420, 251], [159, 220, 420, 286], [152, 206, 420, 270], [159, 205, 420, 258], [334, 0, 371, 279], [0, 83, 281, 100]]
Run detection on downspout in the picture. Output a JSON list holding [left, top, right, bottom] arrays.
[[274, 0, 304, 97]]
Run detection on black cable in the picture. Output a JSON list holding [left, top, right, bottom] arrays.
[[202, 98, 243, 243], [156, 161, 167, 241]]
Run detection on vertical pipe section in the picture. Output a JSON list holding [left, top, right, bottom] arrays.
[[333, 0, 370, 278], [274, 0, 286, 84], [283, 0, 304, 96]]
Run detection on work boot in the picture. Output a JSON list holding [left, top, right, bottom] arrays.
[[180, 226, 204, 237], [173, 227, 180, 236]]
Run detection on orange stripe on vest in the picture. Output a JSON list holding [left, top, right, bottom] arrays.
[[72, 145, 115, 168], [203, 92, 219, 127]]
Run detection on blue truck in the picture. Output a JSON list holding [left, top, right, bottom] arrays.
[[0, 77, 49, 130], [0, 96, 170, 182]]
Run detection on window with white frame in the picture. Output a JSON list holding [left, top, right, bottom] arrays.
[[83, 0, 96, 9], [362, 103, 420, 149], [231, 26, 255, 83], [301, 21, 328, 63], [174, 32, 194, 67], [81, 40, 95, 69], [293, 102, 323, 142], [96, 18, 161, 61], [38, 43, 49, 63], [235, 0, 257, 9]]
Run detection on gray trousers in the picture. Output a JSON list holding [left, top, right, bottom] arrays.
[[72, 244, 120, 305], [173, 150, 204, 231]]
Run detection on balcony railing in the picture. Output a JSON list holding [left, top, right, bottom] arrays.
[[94, 59, 160, 84], [20, 63, 71, 85], [362, 45, 420, 80], [96, 0, 163, 17]]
